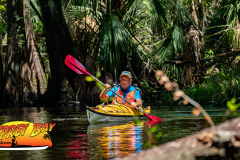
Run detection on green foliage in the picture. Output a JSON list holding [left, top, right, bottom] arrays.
[[96, 70, 101, 78], [0, 5, 6, 12], [134, 116, 142, 126], [150, 0, 194, 81], [0, 0, 7, 34], [143, 124, 162, 149], [183, 83, 220, 105], [0, 0, 6, 14], [85, 76, 95, 81], [182, 65, 240, 105], [140, 83, 171, 106], [33, 21, 43, 33], [95, 13, 132, 75], [0, 22, 7, 34], [206, 0, 240, 48], [227, 97, 239, 112], [85, 70, 104, 91], [23, 0, 240, 105], [96, 82, 104, 91], [204, 49, 214, 59]]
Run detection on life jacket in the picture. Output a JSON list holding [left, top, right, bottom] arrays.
[[113, 87, 142, 107]]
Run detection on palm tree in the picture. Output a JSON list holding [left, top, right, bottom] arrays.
[[63, 0, 200, 86], [147, 0, 198, 85], [207, 0, 240, 49], [64, 0, 142, 80]]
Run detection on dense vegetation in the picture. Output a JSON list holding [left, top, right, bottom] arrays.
[[0, 0, 239, 107]]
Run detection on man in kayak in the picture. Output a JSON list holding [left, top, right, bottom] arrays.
[[100, 71, 142, 109]]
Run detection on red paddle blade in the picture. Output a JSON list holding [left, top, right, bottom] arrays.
[[65, 59, 85, 74], [65, 55, 90, 75], [145, 113, 162, 125]]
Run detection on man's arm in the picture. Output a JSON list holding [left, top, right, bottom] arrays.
[[131, 89, 142, 107], [100, 84, 111, 100], [100, 89, 109, 100]]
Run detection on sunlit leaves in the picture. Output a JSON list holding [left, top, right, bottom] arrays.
[[96, 70, 101, 78], [96, 82, 104, 91], [0, 5, 6, 11], [155, 131, 162, 140], [143, 124, 162, 149], [143, 0, 155, 14], [85, 70, 104, 90], [134, 117, 142, 126], [150, 125, 162, 140], [150, 125, 158, 133], [85, 76, 95, 81], [0, 0, 6, 11], [227, 97, 239, 112]]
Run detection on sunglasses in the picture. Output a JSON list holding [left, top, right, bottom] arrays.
[[119, 78, 130, 82]]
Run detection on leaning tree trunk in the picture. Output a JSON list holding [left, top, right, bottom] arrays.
[[38, 0, 78, 104], [23, 0, 46, 97], [182, 25, 201, 86]]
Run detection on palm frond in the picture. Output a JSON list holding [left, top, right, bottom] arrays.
[[95, 14, 132, 75], [209, 0, 240, 48]]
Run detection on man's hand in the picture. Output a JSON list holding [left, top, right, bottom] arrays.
[[130, 99, 142, 108], [131, 102, 137, 108], [104, 84, 111, 91], [100, 84, 111, 100]]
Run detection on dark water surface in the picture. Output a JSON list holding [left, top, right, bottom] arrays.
[[0, 105, 233, 159]]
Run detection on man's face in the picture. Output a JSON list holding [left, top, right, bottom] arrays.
[[120, 75, 132, 90]]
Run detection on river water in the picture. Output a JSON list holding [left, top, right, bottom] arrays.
[[0, 105, 234, 159]]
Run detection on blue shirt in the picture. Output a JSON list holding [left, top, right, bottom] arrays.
[[107, 85, 141, 100]]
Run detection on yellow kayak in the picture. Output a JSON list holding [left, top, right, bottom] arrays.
[[86, 104, 150, 124]]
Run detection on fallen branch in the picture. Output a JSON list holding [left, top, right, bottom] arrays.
[[117, 117, 240, 160]]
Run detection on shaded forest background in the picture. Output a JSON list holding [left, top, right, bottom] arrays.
[[0, 0, 239, 107]]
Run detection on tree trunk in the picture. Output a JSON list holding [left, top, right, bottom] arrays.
[[0, 32, 3, 81], [119, 117, 240, 160], [191, 0, 198, 25], [23, 0, 46, 96], [0, 0, 46, 107], [0, 0, 27, 106], [182, 25, 201, 86], [38, 0, 78, 104]]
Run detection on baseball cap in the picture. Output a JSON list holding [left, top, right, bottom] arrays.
[[120, 71, 132, 79]]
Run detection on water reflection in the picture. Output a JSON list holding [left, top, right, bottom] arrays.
[[0, 106, 230, 160], [67, 134, 89, 159], [67, 122, 152, 159], [89, 122, 144, 159]]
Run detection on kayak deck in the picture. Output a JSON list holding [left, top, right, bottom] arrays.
[[86, 104, 151, 124]]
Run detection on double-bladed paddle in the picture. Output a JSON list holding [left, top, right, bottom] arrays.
[[65, 55, 162, 124]]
